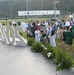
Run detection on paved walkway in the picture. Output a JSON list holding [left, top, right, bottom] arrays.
[[0, 42, 74, 75]]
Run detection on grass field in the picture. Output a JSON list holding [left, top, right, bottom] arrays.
[[0, 18, 50, 26]]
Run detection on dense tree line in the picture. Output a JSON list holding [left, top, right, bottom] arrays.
[[0, 0, 74, 17]]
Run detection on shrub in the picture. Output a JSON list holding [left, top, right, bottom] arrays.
[[31, 42, 43, 52], [28, 38, 74, 71], [42, 46, 74, 70], [42, 44, 56, 59], [27, 38, 35, 46], [55, 49, 74, 70], [42, 47, 49, 58]]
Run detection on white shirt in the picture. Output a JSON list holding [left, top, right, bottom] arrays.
[[65, 21, 70, 27], [12, 21, 16, 25], [21, 22, 28, 31], [35, 30, 41, 42], [50, 34, 56, 47], [44, 22, 48, 28]]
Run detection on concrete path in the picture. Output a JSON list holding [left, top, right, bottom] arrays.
[[0, 42, 74, 75]]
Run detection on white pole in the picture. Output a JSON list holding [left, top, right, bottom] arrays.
[[9, 3, 12, 18], [54, 0, 56, 19], [53, 0, 59, 19], [27, 0, 29, 20], [30, 0, 32, 10], [41, 0, 43, 10]]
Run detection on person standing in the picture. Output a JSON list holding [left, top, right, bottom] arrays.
[[65, 19, 70, 30], [49, 30, 56, 47], [35, 28, 41, 42], [57, 27, 63, 45], [64, 27, 73, 50]]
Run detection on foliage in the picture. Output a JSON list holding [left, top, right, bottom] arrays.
[[42, 45, 74, 70], [22, 32, 27, 39], [42, 47, 49, 58], [31, 42, 43, 52], [0, 0, 74, 17], [27, 38, 35, 46], [42, 44, 55, 59], [55, 48, 74, 70]]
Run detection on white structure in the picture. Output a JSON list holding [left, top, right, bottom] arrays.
[[0, 25, 27, 46], [18, 10, 60, 16]]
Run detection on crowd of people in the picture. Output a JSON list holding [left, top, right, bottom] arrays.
[[22, 18, 74, 50], [1, 18, 74, 50]]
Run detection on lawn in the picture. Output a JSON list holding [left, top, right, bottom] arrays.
[[0, 17, 50, 25]]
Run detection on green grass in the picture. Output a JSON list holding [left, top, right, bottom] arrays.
[[0, 18, 50, 26], [21, 32, 27, 39]]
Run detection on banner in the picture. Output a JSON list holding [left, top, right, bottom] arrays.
[[18, 10, 60, 16]]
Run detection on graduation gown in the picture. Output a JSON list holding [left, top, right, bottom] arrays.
[[40, 34, 46, 43], [72, 25, 74, 31], [50, 34, 56, 47], [35, 30, 41, 42], [30, 26, 35, 38], [64, 32, 73, 45]]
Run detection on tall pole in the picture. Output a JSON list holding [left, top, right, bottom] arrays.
[[53, 0, 59, 19], [27, 0, 29, 20], [9, 3, 12, 18], [67, 4, 69, 15], [37, 4, 39, 10], [41, 0, 43, 10], [54, 0, 56, 19], [30, 0, 32, 10]]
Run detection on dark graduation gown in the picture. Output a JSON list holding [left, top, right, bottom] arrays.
[[30, 26, 35, 38], [72, 25, 74, 31], [40, 34, 46, 43], [71, 25, 74, 45], [18, 22, 21, 26], [64, 31, 73, 45]]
